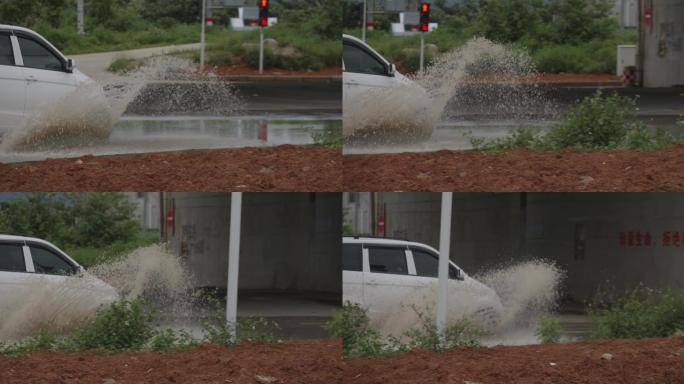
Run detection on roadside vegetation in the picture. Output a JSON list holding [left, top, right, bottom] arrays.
[[0, 192, 158, 268], [589, 287, 684, 340], [0, 298, 282, 356], [467, 91, 681, 152], [343, 0, 636, 74], [327, 302, 480, 357], [0, 0, 201, 54], [0, 0, 340, 72]]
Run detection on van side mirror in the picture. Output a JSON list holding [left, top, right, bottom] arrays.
[[388, 63, 396, 77], [456, 269, 465, 281], [65, 58, 74, 73]]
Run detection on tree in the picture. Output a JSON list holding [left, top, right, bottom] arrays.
[[0, 193, 140, 248]]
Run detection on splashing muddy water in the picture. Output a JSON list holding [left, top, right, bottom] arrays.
[[369, 260, 564, 346], [0, 244, 194, 341], [343, 37, 555, 144], [0, 56, 242, 152]]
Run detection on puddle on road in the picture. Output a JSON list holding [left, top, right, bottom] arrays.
[[344, 118, 556, 154], [0, 116, 341, 163]]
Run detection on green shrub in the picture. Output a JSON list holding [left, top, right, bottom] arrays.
[[590, 288, 684, 339], [326, 302, 386, 357], [327, 302, 481, 357], [201, 317, 280, 346], [401, 310, 481, 352], [68, 299, 154, 351], [107, 58, 143, 73], [467, 91, 680, 152], [535, 315, 562, 343], [545, 91, 636, 149], [148, 328, 199, 352]]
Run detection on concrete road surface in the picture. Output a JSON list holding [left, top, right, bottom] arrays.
[[71, 43, 200, 80]]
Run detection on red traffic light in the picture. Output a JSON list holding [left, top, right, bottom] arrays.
[[259, 0, 269, 27], [419, 2, 430, 32]]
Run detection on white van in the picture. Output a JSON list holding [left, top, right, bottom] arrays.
[[342, 236, 503, 325], [0, 234, 118, 312], [0, 24, 93, 133]]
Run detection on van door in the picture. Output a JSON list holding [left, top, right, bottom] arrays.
[[342, 243, 364, 306], [362, 245, 414, 316], [16, 33, 76, 114], [342, 42, 395, 105], [24, 243, 78, 287], [0, 242, 31, 311], [0, 32, 27, 133]]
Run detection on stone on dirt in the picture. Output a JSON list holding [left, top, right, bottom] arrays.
[[601, 353, 613, 361]]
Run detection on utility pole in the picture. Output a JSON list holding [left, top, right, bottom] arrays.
[[226, 192, 242, 344], [77, 0, 84, 35], [200, 0, 206, 71], [362, 0, 367, 42], [436, 192, 453, 346]]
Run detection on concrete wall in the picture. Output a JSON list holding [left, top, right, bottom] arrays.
[[379, 193, 684, 301], [343, 192, 372, 235], [641, 0, 684, 87], [166, 193, 341, 294]]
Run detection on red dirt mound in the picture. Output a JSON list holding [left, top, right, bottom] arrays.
[[0, 145, 342, 191], [344, 144, 684, 191]]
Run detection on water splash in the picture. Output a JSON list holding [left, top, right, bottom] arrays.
[[368, 260, 564, 345], [0, 56, 242, 152], [0, 244, 194, 341], [343, 37, 555, 144]]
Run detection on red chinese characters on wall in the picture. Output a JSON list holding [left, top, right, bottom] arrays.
[[619, 231, 684, 247]]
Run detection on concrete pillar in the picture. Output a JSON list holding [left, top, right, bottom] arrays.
[[640, 0, 684, 87]]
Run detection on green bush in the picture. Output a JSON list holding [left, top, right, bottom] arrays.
[[467, 91, 680, 152], [544, 90, 638, 149], [201, 317, 280, 346], [535, 315, 562, 343], [68, 299, 154, 351], [327, 302, 481, 357], [401, 310, 480, 352], [148, 328, 198, 352], [326, 302, 386, 357], [590, 288, 684, 339]]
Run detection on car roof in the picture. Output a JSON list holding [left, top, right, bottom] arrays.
[[342, 33, 390, 66], [0, 234, 81, 267], [0, 24, 67, 59], [342, 236, 440, 253], [0, 24, 35, 34]]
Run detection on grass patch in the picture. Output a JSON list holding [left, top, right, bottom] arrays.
[[326, 302, 481, 357], [38, 23, 201, 55], [589, 288, 684, 340], [311, 126, 343, 149], [107, 57, 144, 73], [65, 230, 160, 268], [468, 91, 680, 152], [200, 25, 339, 71]]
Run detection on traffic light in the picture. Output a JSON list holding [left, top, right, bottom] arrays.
[[259, 0, 269, 27], [420, 2, 430, 32]]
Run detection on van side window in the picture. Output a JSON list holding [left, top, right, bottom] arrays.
[[368, 247, 407, 275], [413, 248, 459, 279], [17, 36, 63, 71], [0, 243, 25, 272], [412, 249, 438, 277], [343, 43, 387, 76], [29, 245, 75, 276], [0, 33, 14, 66], [343, 244, 362, 272]]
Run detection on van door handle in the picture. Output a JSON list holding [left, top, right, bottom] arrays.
[[26, 75, 38, 83]]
